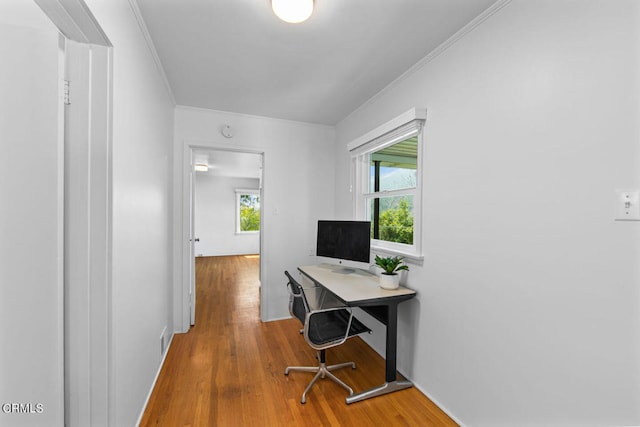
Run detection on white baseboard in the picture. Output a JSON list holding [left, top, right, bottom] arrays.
[[135, 331, 176, 427], [411, 382, 465, 427], [265, 315, 292, 322], [358, 327, 464, 425]]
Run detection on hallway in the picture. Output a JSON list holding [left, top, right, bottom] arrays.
[[140, 255, 456, 426]]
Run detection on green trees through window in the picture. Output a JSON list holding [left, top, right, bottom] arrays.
[[377, 197, 413, 244], [239, 194, 260, 232], [369, 137, 417, 245]]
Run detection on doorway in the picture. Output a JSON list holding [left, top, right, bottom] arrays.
[[2, 1, 113, 425], [183, 146, 264, 328]]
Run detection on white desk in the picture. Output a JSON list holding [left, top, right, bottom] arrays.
[[298, 264, 417, 404]]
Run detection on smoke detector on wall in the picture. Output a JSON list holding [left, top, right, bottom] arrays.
[[221, 124, 234, 138]]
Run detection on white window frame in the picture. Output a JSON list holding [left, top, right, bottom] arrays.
[[349, 108, 426, 260], [235, 188, 260, 234]]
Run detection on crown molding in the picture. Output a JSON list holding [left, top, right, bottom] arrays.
[[175, 105, 335, 131], [128, 0, 176, 105], [340, 0, 512, 126]]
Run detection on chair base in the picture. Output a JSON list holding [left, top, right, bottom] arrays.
[[285, 354, 356, 403]]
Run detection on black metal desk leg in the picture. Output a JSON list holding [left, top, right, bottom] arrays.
[[345, 302, 412, 404], [386, 303, 398, 382]]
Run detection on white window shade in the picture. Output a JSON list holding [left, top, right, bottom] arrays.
[[348, 108, 426, 155]]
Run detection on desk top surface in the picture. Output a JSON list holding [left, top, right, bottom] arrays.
[[298, 264, 416, 305]]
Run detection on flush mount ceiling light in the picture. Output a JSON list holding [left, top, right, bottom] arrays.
[[271, 0, 313, 24], [194, 163, 209, 172]]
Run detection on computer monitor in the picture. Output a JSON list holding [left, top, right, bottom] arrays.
[[316, 220, 371, 269]]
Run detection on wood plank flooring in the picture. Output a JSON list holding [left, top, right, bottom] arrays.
[[140, 255, 457, 426]]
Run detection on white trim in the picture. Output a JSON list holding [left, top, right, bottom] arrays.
[[371, 245, 424, 264], [135, 332, 175, 427], [32, 3, 114, 424], [34, 0, 111, 45], [179, 141, 266, 332], [62, 38, 113, 427], [347, 107, 426, 152], [236, 188, 261, 194], [55, 34, 66, 427], [339, 0, 512, 126], [128, 0, 176, 105], [175, 104, 335, 131], [412, 381, 466, 427]]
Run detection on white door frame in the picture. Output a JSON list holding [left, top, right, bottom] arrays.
[[63, 38, 112, 427], [180, 141, 265, 332], [34, 1, 112, 426], [188, 150, 196, 325]]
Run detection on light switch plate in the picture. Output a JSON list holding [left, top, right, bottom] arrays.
[[614, 189, 640, 220]]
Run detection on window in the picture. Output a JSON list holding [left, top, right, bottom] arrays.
[[236, 189, 260, 233], [349, 108, 426, 259]]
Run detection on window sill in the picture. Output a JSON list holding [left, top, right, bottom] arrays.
[[235, 231, 260, 235], [370, 244, 424, 265]]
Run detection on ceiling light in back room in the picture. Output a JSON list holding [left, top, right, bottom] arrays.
[[271, 0, 313, 24]]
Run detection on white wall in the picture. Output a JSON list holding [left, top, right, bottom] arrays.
[[80, 1, 175, 425], [0, 17, 63, 427], [335, 1, 640, 425], [195, 175, 260, 256], [174, 107, 335, 326]]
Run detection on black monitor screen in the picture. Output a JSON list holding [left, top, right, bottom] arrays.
[[316, 220, 371, 263]]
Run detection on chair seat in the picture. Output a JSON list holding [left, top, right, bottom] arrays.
[[307, 308, 371, 346]]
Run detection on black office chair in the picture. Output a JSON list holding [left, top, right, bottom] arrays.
[[284, 270, 371, 403]]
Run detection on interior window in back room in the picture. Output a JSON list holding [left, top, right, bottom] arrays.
[[236, 189, 260, 233]]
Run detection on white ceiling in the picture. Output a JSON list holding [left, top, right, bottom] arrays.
[[193, 149, 262, 178], [6, 0, 498, 177], [135, 0, 498, 125]]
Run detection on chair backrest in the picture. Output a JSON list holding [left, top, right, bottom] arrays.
[[285, 270, 371, 351], [285, 271, 309, 326]]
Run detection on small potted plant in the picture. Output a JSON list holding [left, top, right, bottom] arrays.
[[374, 255, 409, 289]]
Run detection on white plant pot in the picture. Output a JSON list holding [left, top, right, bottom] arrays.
[[379, 273, 400, 290]]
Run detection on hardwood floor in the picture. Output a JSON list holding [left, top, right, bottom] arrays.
[[140, 255, 457, 426]]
